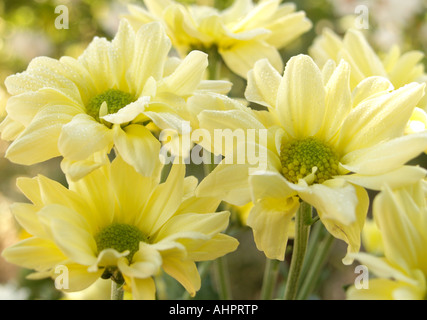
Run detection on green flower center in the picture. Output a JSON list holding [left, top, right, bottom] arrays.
[[280, 137, 339, 184], [86, 89, 135, 121], [95, 223, 147, 262]]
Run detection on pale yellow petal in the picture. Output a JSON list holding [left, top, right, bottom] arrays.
[[184, 233, 239, 261], [1, 237, 66, 271], [317, 59, 351, 142], [314, 183, 369, 264], [0, 116, 24, 141], [39, 204, 97, 266], [5, 56, 83, 103], [129, 22, 171, 93], [58, 113, 114, 161], [339, 165, 427, 191], [374, 185, 427, 273], [61, 263, 103, 292], [6, 105, 79, 165], [61, 149, 110, 182], [247, 195, 299, 260], [351, 76, 394, 107], [245, 58, 282, 109], [136, 163, 185, 235], [68, 164, 115, 230], [276, 54, 326, 138], [157, 50, 208, 96], [196, 162, 252, 206], [220, 40, 283, 79], [341, 133, 427, 175], [298, 179, 361, 226], [127, 276, 156, 300], [6, 88, 82, 127], [78, 37, 114, 93], [118, 245, 162, 278], [11, 203, 45, 238], [110, 155, 157, 225], [337, 82, 425, 154], [162, 257, 200, 297], [16, 176, 42, 206], [112, 124, 161, 177], [342, 29, 387, 79], [155, 211, 230, 242], [265, 11, 312, 49], [346, 279, 411, 300]]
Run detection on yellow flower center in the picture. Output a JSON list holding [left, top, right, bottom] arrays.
[[86, 89, 135, 122], [280, 137, 339, 184], [95, 223, 147, 262]]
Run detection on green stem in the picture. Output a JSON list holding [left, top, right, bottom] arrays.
[[296, 231, 334, 300], [207, 46, 222, 80], [298, 219, 323, 284], [260, 258, 280, 300], [283, 201, 312, 300], [111, 280, 124, 300], [214, 256, 233, 300]]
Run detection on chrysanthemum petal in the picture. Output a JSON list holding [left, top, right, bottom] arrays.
[[265, 11, 312, 49], [219, 40, 283, 79], [58, 113, 114, 161], [118, 244, 162, 278], [39, 205, 97, 266], [351, 76, 394, 107], [0, 116, 24, 141], [61, 263, 103, 292], [247, 195, 299, 260], [297, 179, 363, 226], [113, 123, 161, 177], [110, 155, 157, 225], [11, 203, 45, 238], [137, 163, 185, 235], [129, 22, 171, 93], [126, 276, 156, 300], [245, 58, 282, 109], [6, 105, 80, 165], [339, 165, 427, 191], [373, 185, 427, 274], [317, 60, 351, 142], [155, 211, 230, 242], [276, 54, 326, 138], [341, 133, 427, 175], [158, 50, 208, 96], [346, 278, 418, 300], [61, 149, 110, 182], [1, 237, 67, 271], [185, 233, 239, 262], [337, 82, 425, 154], [303, 182, 369, 265], [162, 256, 200, 297]]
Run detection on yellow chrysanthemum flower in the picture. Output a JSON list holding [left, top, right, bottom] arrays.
[[196, 55, 427, 264], [309, 28, 427, 93], [0, 19, 230, 181], [347, 180, 427, 300], [309, 28, 427, 133], [1, 156, 239, 299], [124, 0, 312, 78]]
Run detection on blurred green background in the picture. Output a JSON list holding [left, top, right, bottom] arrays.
[[0, 0, 427, 300]]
